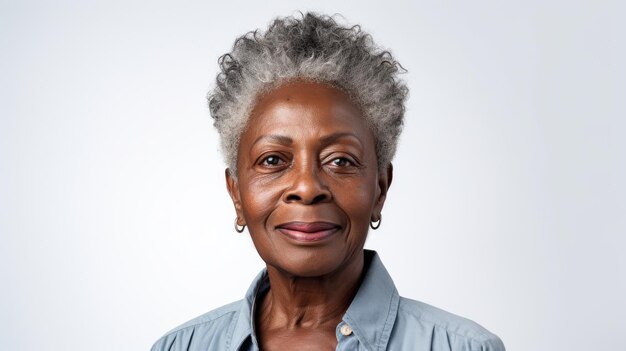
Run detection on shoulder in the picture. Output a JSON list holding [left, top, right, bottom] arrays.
[[394, 297, 505, 350], [150, 300, 243, 351]]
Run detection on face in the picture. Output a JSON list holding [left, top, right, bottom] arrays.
[[226, 81, 392, 278]]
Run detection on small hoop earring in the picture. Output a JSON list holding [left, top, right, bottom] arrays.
[[370, 215, 382, 230], [234, 218, 246, 233]]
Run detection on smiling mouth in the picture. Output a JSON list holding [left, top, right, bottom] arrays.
[[276, 221, 341, 242]]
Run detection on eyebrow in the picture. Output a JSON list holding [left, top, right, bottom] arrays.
[[319, 132, 364, 147], [252, 134, 293, 147], [252, 132, 363, 148]]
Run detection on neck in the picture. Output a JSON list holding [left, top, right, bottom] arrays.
[[257, 252, 365, 330]]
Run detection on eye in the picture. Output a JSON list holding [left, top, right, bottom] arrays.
[[330, 157, 354, 167], [260, 154, 285, 167]]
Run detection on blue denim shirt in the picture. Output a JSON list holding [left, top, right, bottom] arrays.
[[151, 250, 505, 351]]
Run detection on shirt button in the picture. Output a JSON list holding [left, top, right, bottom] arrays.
[[340, 324, 353, 336]]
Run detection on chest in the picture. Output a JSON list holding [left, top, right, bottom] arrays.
[[251, 323, 363, 351], [258, 327, 337, 351]]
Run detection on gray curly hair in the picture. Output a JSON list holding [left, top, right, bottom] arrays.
[[208, 12, 408, 174]]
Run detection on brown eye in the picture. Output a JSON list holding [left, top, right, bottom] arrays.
[[331, 157, 353, 167], [261, 155, 283, 166]]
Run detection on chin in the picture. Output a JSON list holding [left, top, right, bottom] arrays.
[[262, 246, 352, 278]]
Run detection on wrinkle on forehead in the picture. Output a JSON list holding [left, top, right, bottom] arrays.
[[248, 80, 364, 125]]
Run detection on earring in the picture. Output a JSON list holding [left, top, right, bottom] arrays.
[[234, 218, 246, 233], [370, 215, 382, 230]]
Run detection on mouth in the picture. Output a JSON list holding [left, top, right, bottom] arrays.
[[276, 221, 341, 243]]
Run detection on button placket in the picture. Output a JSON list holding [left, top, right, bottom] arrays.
[[336, 322, 359, 351], [340, 324, 353, 336]]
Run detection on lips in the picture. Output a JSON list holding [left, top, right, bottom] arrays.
[[276, 221, 340, 242]]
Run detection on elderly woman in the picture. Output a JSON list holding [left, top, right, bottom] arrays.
[[152, 13, 505, 351]]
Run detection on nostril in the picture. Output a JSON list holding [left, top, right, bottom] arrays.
[[286, 194, 301, 202], [284, 192, 329, 204], [311, 194, 328, 204]]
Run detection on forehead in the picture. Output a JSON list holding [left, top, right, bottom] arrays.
[[244, 81, 371, 139]]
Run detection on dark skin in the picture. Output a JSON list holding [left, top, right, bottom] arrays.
[[226, 81, 393, 350]]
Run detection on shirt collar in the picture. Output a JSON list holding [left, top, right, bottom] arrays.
[[229, 269, 268, 351], [229, 250, 400, 351], [342, 250, 400, 351]]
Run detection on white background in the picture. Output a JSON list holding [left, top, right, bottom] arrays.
[[1, 1, 624, 350]]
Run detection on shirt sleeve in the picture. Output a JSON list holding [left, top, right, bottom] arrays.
[[478, 334, 506, 351], [150, 326, 195, 351]]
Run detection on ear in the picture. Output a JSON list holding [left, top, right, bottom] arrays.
[[372, 163, 393, 221], [225, 168, 246, 225]]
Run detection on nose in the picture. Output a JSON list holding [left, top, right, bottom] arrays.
[[283, 163, 332, 205]]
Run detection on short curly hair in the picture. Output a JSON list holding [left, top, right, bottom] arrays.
[[208, 12, 408, 174]]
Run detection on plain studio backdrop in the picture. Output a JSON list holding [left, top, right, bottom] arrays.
[[1, 1, 624, 350]]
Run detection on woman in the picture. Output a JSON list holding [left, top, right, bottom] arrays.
[[152, 13, 505, 351]]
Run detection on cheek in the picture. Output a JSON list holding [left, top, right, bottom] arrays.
[[345, 174, 378, 203], [240, 178, 282, 222], [333, 179, 378, 221]]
